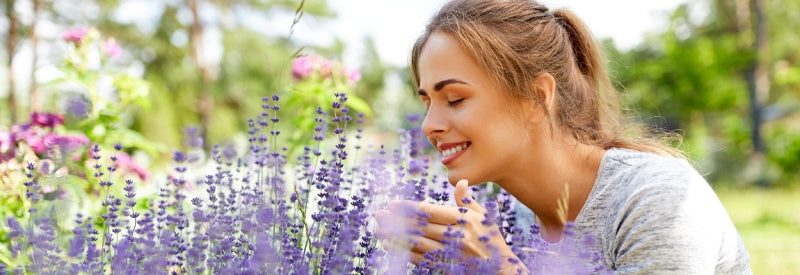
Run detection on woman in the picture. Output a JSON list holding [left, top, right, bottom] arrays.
[[376, 0, 751, 274]]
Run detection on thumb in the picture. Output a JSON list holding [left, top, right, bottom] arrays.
[[454, 179, 485, 214]]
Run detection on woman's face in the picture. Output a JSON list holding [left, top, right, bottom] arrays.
[[417, 32, 535, 185]]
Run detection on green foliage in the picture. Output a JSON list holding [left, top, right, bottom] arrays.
[[609, 1, 800, 186], [52, 28, 167, 159], [283, 53, 371, 154]]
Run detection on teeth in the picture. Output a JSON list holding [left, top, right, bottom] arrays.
[[442, 144, 468, 158]]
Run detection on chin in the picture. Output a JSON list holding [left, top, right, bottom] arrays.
[[446, 170, 484, 187]]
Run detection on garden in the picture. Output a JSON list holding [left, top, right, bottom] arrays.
[[2, 0, 799, 274]]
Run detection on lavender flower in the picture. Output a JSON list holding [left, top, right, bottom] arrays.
[[7, 91, 610, 274]]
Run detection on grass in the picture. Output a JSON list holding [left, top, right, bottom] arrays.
[[716, 186, 800, 274]]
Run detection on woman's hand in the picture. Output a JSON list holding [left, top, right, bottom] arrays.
[[376, 179, 528, 274]]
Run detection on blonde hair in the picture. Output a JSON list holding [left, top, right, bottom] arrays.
[[411, 0, 682, 157]]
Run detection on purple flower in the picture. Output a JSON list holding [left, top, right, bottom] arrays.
[[172, 150, 188, 163], [221, 145, 236, 160], [8, 92, 612, 274], [103, 38, 121, 57], [406, 113, 422, 124], [52, 134, 90, 153], [291, 55, 315, 80], [407, 159, 425, 175], [31, 112, 64, 128], [183, 126, 203, 149], [62, 28, 89, 45], [65, 96, 90, 119]]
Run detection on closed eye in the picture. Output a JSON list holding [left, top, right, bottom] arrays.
[[448, 98, 464, 106]]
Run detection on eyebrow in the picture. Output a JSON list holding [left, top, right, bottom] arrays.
[[417, 78, 468, 96]]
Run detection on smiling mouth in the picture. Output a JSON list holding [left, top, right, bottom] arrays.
[[440, 142, 471, 158]]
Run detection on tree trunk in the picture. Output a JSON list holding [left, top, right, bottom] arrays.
[[741, 0, 770, 186], [746, 0, 768, 155], [187, 0, 213, 148], [5, 0, 18, 124], [29, 0, 41, 112]]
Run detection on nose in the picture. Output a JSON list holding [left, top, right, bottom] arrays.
[[421, 105, 447, 137]]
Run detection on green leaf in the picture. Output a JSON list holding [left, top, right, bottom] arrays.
[[344, 96, 372, 116], [105, 128, 168, 158]]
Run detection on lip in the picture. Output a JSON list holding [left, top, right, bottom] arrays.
[[438, 141, 470, 166]]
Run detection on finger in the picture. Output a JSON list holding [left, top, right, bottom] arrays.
[[387, 201, 428, 219], [387, 200, 456, 225], [413, 202, 464, 225], [407, 234, 445, 254], [382, 238, 427, 265], [375, 212, 425, 239], [454, 179, 486, 214], [417, 222, 452, 241], [410, 251, 425, 266], [381, 237, 411, 251]]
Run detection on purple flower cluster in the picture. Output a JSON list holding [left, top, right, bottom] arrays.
[[0, 112, 88, 161], [3, 96, 609, 274]]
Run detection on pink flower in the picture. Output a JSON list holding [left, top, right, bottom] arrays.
[[114, 152, 150, 181], [0, 131, 15, 161], [320, 60, 334, 78], [27, 133, 89, 155], [347, 68, 361, 84], [11, 124, 42, 151], [62, 28, 89, 45], [291, 55, 315, 81], [102, 38, 121, 57], [31, 112, 64, 128], [29, 135, 49, 154]]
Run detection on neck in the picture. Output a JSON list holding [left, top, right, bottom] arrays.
[[496, 135, 606, 242]]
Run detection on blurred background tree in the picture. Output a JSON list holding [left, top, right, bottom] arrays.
[[604, 0, 800, 187]]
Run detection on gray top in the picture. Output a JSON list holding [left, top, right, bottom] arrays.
[[514, 148, 751, 274]]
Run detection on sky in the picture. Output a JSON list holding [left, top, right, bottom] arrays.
[[296, 0, 694, 68]]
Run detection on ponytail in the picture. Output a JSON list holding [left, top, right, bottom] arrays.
[[551, 8, 684, 158], [551, 9, 620, 144], [552, 9, 609, 93]]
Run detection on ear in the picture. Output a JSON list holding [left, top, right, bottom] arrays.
[[533, 72, 556, 111], [525, 72, 557, 125]]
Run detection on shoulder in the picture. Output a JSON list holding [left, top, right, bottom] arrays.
[[586, 148, 751, 274], [593, 148, 714, 207], [599, 148, 702, 188], [596, 148, 719, 226]]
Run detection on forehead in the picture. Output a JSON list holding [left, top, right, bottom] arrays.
[[417, 32, 488, 89]]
